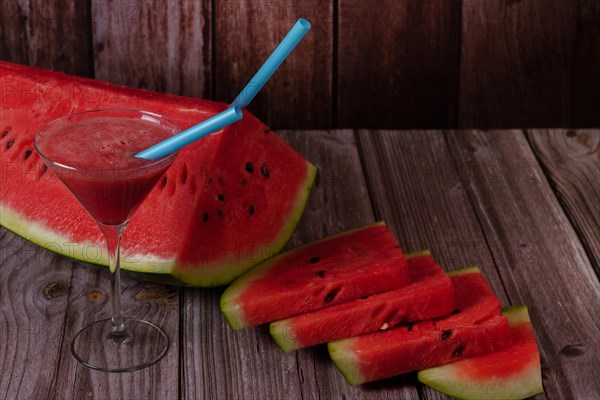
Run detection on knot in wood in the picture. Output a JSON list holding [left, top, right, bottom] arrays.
[[43, 282, 69, 300]]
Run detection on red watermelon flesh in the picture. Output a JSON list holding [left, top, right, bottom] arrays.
[[0, 61, 316, 286], [328, 267, 512, 385], [270, 250, 454, 351], [418, 306, 543, 400], [220, 223, 410, 330]]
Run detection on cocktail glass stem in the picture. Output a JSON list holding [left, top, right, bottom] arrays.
[[98, 223, 129, 343]]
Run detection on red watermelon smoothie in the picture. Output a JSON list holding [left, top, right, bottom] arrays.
[[36, 114, 179, 226], [35, 109, 180, 372]]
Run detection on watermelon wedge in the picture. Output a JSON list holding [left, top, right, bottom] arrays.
[[0, 61, 316, 286], [220, 223, 410, 330], [270, 250, 454, 352], [328, 267, 512, 385], [418, 306, 543, 400]]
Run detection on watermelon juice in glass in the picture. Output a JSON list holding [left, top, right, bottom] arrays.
[[35, 109, 180, 372]]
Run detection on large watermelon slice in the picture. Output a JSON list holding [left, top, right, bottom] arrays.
[[418, 306, 543, 400], [328, 267, 512, 385], [220, 223, 410, 330], [270, 250, 455, 352], [0, 61, 316, 286]]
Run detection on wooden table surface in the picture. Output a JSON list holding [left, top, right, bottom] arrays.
[[1, 129, 599, 400]]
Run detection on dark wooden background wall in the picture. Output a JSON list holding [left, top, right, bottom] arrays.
[[1, 0, 599, 130]]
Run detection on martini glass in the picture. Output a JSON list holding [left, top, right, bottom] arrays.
[[34, 109, 180, 372]]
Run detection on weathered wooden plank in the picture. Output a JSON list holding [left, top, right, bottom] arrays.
[[92, 0, 212, 98], [50, 260, 180, 398], [357, 130, 508, 295], [357, 129, 514, 400], [0, 0, 92, 76], [0, 228, 72, 399], [446, 130, 600, 399], [570, 1, 600, 127], [180, 130, 420, 399], [338, 1, 461, 129], [527, 129, 600, 277], [459, 0, 577, 128], [214, 1, 332, 129]]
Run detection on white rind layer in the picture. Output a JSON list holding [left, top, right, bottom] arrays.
[[0, 202, 174, 274]]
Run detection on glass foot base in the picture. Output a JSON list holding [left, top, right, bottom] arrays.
[[71, 318, 169, 372]]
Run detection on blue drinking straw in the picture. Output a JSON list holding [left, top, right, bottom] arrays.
[[136, 18, 311, 159], [135, 107, 243, 159], [231, 18, 311, 109]]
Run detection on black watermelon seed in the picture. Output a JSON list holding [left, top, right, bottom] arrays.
[[316, 270, 325, 278], [453, 344, 465, 356], [261, 165, 269, 178], [161, 176, 168, 189], [217, 194, 225, 201], [310, 257, 320, 264], [359, 295, 369, 300], [2, 130, 8, 138], [41, 165, 48, 174], [245, 162, 254, 173], [7, 140, 14, 149], [451, 309, 461, 315], [181, 169, 188, 184], [202, 212, 208, 222], [400, 321, 413, 332], [24, 150, 32, 160], [324, 288, 340, 303], [441, 329, 453, 340], [249, 205, 255, 215], [217, 209, 223, 217]]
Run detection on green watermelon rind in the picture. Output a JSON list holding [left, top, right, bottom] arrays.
[[220, 221, 387, 331], [270, 249, 432, 352], [327, 337, 364, 385], [417, 305, 543, 400], [447, 266, 480, 276], [270, 319, 297, 352], [0, 162, 317, 287], [327, 265, 484, 385]]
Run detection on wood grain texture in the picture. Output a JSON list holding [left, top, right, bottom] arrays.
[[527, 129, 600, 277], [49, 263, 180, 399], [0, 0, 91, 76], [337, 0, 461, 129], [357, 130, 508, 298], [570, 0, 600, 127], [459, 0, 577, 128], [92, 0, 211, 98], [446, 130, 600, 399], [214, 0, 332, 129], [0, 228, 72, 399], [2, 1, 600, 129]]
